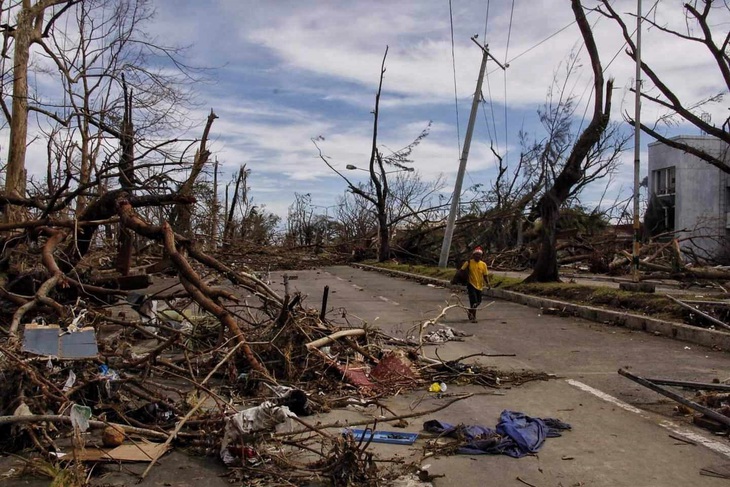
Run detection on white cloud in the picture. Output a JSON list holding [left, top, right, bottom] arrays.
[[8, 0, 728, 222]]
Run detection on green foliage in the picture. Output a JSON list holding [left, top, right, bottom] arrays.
[[557, 205, 609, 235]]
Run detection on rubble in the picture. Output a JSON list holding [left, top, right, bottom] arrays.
[[0, 224, 551, 485]]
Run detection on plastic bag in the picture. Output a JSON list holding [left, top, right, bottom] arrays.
[[70, 404, 92, 433]]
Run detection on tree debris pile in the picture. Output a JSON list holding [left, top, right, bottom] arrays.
[[214, 245, 351, 272], [0, 211, 550, 486]]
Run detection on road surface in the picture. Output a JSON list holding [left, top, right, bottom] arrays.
[[271, 265, 730, 487]]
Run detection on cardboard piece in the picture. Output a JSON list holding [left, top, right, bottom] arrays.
[[22, 323, 98, 359], [73, 441, 170, 462]]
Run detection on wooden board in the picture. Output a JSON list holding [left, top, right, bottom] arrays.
[[72, 442, 169, 462]]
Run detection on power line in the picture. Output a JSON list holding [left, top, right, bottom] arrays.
[[481, 0, 497, 152], [484, 71, 500, 155], [448, 0, 462, 157], [504, 0, 516, 64], [506, 20, 577, 66], [483, 0, 490, 41], [502, 0, 516, 165], [481, 92, 495, 146]]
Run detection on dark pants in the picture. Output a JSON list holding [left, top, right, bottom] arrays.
[[467, 283, 482, 310]]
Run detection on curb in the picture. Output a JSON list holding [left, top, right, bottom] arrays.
[[351, 263, 730, 352]]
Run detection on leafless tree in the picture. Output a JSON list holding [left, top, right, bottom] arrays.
[[333, 191, 376, 251], [597, 0, 729, 172], [466, 49, 627, 255], [0, 0, 78, 222], [525, 0, 614, 282], [315, 47, 431, 262]]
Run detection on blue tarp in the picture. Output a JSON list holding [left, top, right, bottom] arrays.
[[423, 410, 571, 458]]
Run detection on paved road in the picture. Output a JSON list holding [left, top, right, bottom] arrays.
[[271, 266, 730, 487]]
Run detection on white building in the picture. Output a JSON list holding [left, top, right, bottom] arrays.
[[647, 136, 730, 261]]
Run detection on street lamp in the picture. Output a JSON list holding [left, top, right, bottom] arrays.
[[345, 164, 414, 174]]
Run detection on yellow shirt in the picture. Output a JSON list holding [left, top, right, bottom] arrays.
[[461, 259, 489, 290]]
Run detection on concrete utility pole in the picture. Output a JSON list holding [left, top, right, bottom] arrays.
[[632, 0, 642, 282], [439, 36, 507, 268]]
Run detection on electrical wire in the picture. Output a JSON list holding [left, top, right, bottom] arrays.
[[502, 0, 516, 165], [448, 0, 462, 157], [481, 0, 497, 152], [505, 20, 577, 67], [483, 0, 490, 41]]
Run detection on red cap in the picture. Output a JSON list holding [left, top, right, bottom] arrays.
[[473, 246, 483, 254]]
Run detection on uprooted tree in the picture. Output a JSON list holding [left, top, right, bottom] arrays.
[[0, 0, 286, 375]]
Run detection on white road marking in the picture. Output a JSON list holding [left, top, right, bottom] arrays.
[[377, 296, 400, 306], [565, 379, 643, 414], [566, 379, 730, 459], [659, 421, 730, 457]]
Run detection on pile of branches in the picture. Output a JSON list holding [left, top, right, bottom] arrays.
[[479, 232, 730, 283]]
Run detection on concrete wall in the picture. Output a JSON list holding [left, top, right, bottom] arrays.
[[648, 136, 730, 260]]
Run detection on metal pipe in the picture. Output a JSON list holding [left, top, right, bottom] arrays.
[[642, 378, 730, 393], [618, 369, 730, 428]]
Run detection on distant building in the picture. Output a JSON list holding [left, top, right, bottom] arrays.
[[647, 136, 730, 261]]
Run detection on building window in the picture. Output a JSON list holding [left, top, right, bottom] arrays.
[[653, 166, 676, 196]]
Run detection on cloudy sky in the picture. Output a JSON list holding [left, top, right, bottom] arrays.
[[143, 0, 729, 218]]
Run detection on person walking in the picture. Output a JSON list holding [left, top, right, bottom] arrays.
[[460, 246, 490, 322]]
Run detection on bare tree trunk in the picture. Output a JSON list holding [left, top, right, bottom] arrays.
[[210, 157, 219, 249], [377, 207, 389, 262], [170, 109, 217, 237], [2, 0, 77, 223], [3, 6, 33, 224], [223, 166, 245, 245], [526, 0, 613, 283], [116, 77, 135, 275]]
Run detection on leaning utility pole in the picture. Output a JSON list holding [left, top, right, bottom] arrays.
[[439, 36, 507, 268], [632, 0, 642, 282]]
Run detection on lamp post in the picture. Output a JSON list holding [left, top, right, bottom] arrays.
[[346, 164, 414, 174]]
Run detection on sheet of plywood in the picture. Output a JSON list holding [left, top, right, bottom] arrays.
[[73, 442, 169, 462], [22, 323, 98, 359]]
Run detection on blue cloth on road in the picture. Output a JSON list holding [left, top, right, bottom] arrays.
[[423, 410, 571, 458]]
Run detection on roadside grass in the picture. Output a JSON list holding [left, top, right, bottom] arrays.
[[368, 261, 688, 322]]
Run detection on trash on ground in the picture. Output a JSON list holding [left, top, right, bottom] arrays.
[[22, 323, 98, 358], [423, 410, 571, 458], [344, 429, 419, 445]]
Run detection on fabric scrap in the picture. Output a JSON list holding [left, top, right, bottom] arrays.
[[423, 410, 571, 458]]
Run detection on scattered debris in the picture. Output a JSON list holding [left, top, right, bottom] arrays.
[[73, 441, 170, 463], [345, 429, 419, 445], [0, 243, 548, 486], [422, 327, 470, 344], [423, 410, 571, 458], [700, 463, 730, 479], [21, 323, 98, 358]]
